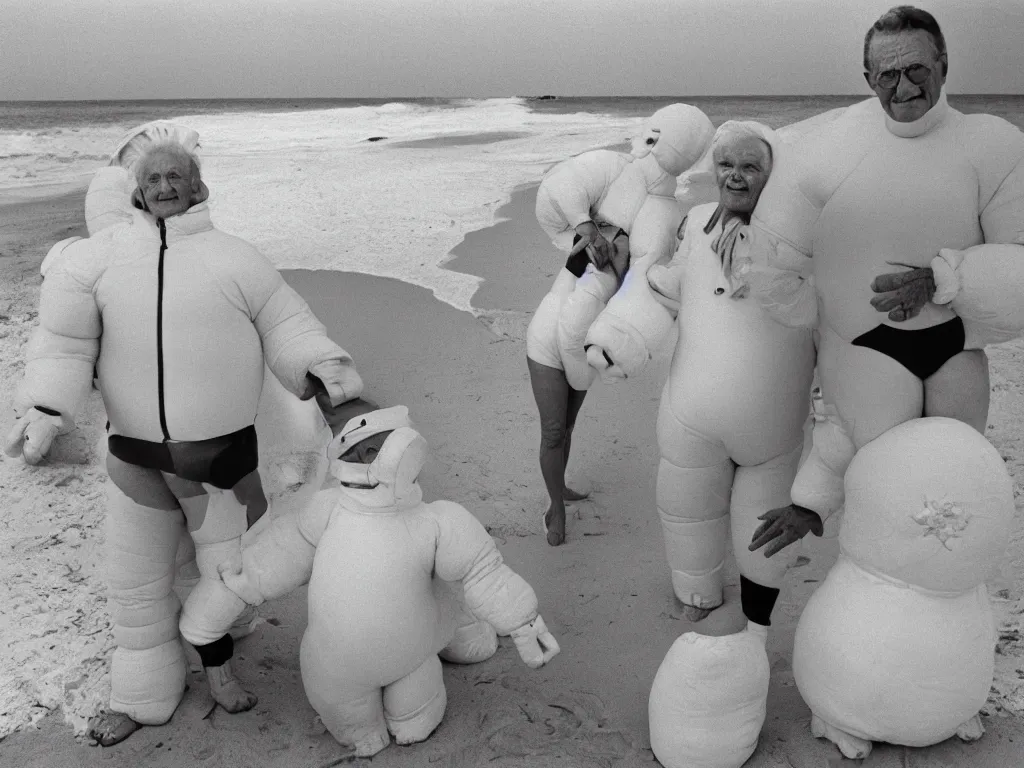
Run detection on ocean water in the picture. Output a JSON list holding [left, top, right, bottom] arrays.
[[3, 95, 1023, 311]]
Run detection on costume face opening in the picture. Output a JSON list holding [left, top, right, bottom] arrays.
[[137, 147, 200, 219], [339, 431, 393, 465], [713, 135, 773, 217], [867, 29, 947, 123]]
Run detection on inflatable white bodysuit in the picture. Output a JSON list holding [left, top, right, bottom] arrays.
[[579, 118, 830, 768], [642, 127, 814, 768], [529, 103, 716, 389], [744, 92, 1024, 523], [41, 135, 334, 654], [221, 407, 560, 757], [11, 123, 362, 726], [793, 417, 1014, 758], [43, 125, 334, 503]]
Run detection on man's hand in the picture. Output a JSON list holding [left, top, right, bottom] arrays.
[[870, 263, 936, 322], [305, 359, 364, 407], [748, 504, 824, 558], [569, 221, 613, 271], [510, 615, 560, 669], [4, 407, 64, 465]]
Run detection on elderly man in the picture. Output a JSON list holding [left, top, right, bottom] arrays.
[[746, 5, 1024, 557], [6, 133, 364, 746]]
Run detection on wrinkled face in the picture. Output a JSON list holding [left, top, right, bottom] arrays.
[[713, 135, 772, 216], [867, 30, 946, 123], [340, 431, 393, 464], [138, 148, 198, 219]]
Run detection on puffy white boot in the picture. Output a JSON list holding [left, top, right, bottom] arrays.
[[649, 622, 770, 768]]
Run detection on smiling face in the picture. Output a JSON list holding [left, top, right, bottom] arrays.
[[137, 147, 200, 219], [867, 29, 946, 123], [713, 135, 773, 216]]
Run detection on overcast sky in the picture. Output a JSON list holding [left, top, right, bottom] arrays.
[[3, 0, 1022, 100]]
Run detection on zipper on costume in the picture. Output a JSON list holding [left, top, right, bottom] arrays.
[[156, 219, 171, 441]]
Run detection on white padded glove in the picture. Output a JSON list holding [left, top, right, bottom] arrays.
[[307, 358, 364, 406], [217, 557, 266, 607], [510, 615, 560, 669], [5, 407, 64, 465]]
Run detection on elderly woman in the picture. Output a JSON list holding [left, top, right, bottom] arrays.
[[6, 131, 364, 746], [528, 104, 715, 546], [635, 121, 817, 630]]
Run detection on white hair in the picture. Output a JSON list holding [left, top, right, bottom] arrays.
[[133, 141, 203, 187], [112, 120, 202, 177], [711, 120, 777, 164]]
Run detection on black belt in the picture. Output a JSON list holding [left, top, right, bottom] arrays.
[[107, 425, 259, 490]]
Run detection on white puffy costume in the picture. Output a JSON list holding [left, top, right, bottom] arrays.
[[793, 418, 1014, 758], [220, 407, 560, 757], [745, 92, 1024, 524], [608, 122, 814, 768], [38, 123, 335, 662], [10, 122, 363, 726], [528, 103, 716, 390]]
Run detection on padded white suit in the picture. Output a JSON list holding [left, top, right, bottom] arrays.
[[651, 202, 816, 608], [16, 198, 360, 725], [793, 418, 1014, 758], [528, 104, 716, 389], [746, 93, 1024, 521], [223, 427, 548, 757]]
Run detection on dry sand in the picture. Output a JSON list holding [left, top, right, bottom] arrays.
[[0, 185, 1022, 768]]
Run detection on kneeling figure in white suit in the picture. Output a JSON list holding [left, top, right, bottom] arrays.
[[220, 404, 560, 756]]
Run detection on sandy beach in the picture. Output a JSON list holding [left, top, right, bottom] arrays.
[[1, 174, 1024, 768]]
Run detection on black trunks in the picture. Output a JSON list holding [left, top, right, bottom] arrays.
[[851, 316, 966, 380], [107, 424, 259, 490]]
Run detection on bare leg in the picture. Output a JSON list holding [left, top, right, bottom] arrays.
[[563, 386, 589, 501], [528, 357, 586, 545], [924, 348, 990, 434]]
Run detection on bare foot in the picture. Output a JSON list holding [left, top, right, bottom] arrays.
[[88, 711, 141, 747], [543, 507, 566, 546], [206, 661, 258, 713], [679, 602, 716, 622], [562, 486, 589, 502]]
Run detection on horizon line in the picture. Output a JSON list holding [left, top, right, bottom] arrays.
[[3, 92, 1023, 104]]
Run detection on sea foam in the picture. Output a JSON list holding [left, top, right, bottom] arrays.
[[3, 98, 643, 313]]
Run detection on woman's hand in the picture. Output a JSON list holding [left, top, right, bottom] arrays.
[[748, 503, 823, 557], [609, 231, 630, 284], [570, 220, 613, 270]]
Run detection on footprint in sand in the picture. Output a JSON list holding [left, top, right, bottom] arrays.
[[482, 690, 636, 764]]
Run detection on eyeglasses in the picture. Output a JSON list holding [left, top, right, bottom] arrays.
[[866, 63, 932, 90]]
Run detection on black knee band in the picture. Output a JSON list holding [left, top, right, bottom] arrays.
[[740, 575, 781, 627], [194, 633, 234, 667]]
